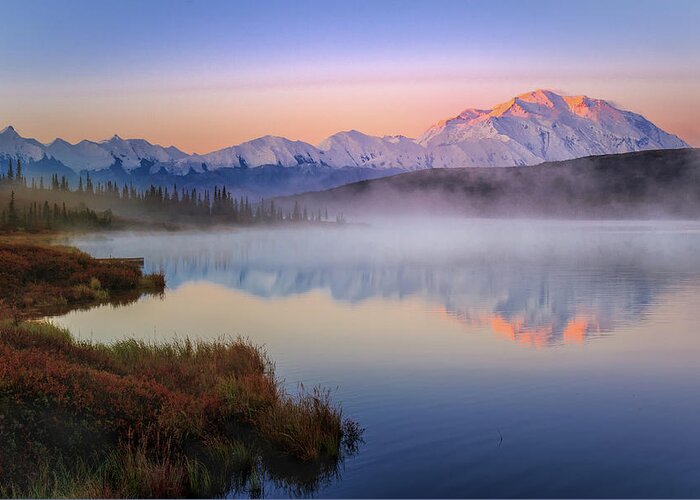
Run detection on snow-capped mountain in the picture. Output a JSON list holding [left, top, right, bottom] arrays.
[[318, 130, 431, 170], [174, 135, 327, 174], [0, 126, 46, 162], [171, 130, 432, 174], [0, 90, 690, 178], [0, 128, 188, 172], [417, 89, 688, 167], [46, 135, 188, 172]]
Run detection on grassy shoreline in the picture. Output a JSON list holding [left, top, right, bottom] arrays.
[[0, 322, 360, 497], [0, 234, 165, 320], [0, 236, 361, 497]]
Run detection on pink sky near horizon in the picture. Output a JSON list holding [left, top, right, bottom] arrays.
[[5, 76, 698, 154]]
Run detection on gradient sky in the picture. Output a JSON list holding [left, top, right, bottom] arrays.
[[1, 0, 699, 153]]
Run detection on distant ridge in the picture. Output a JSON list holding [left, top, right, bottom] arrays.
[[280, 149, 700, 219]]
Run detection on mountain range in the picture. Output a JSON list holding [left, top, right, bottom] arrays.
[[0, 89, 689, 196]]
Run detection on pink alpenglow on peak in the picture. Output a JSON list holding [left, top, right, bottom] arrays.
[[416, 89, 689, 167]]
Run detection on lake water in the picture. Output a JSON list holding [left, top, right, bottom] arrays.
[[51, 220, 700, 498]]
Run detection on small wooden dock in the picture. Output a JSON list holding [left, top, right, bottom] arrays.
[[96, 257, 145, 268]]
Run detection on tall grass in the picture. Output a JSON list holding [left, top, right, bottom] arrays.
[[0, 322, 362, 498], [0, 437, 261, 498]]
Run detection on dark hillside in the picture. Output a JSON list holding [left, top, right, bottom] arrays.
[[280, 149, 700, 218]]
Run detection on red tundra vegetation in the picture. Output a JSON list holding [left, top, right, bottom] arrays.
[[0, 242, 165, 318]]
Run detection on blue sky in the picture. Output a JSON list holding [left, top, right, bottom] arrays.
[[1, 0, 698, 152]]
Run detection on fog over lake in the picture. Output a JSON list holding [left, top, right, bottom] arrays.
[[51, 220, 700, 498]]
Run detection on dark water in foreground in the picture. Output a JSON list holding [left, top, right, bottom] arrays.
[[51, 220, 700, 498]]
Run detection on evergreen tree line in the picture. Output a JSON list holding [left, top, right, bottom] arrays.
[[1, 157, 342, 231], [0, 189, 110, 232]]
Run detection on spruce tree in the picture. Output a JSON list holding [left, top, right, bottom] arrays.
[[7, 190, 18, 229]]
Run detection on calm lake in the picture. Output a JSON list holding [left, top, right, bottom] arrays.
[[51, 219, 700, 498]]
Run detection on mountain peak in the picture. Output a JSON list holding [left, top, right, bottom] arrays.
[[517, 88, 561, 100], [516, 90, 615, 117], [251, 134, 293, 144], [48, 137, 72, 147], [343, 129, 370, 138], [0, 125, 19, 137], [417, 89, 688, 160], [497, 89, 570, 114], [101, 134, 125, 144], [456, 108, 489, 121]]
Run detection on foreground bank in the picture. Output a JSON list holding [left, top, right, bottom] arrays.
[[0, 240, 361, 497]]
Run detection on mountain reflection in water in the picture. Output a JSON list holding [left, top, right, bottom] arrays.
[[66, 220, 700, 348]]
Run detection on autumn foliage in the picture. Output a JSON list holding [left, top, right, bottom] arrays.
[[0, 322, 360, 497], [0, 242, 164, 316]]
